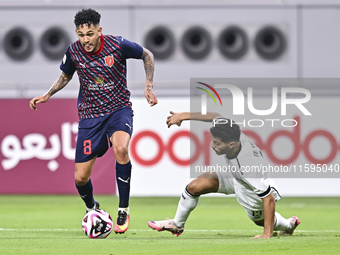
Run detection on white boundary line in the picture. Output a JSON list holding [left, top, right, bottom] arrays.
[[0, 228, 339, 233]]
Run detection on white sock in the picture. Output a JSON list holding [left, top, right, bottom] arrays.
[[273, 212, 291, 231], [174, 187, 199, 228], [118, 207, 129, 214]]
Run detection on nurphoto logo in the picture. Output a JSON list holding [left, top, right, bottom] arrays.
[[197, 82, 312, 128]]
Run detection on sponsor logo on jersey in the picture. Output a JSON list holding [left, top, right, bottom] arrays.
[[104, 55, 114, 67], [94, 76, 104, 84]]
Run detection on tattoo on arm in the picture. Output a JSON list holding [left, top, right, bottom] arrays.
[[141, 48, 154, 85], [145, 84, 155, 97], [45, 73, 72, 97]]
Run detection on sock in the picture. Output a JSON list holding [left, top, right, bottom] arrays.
[[273, 212, 292, 231], [118, 207, 129, 214], [174, 186, 200, 227], [116, 161, 132, 208], [76, 179, 94, 209]]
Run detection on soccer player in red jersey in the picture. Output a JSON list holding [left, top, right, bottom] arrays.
[[29, 8, 157, 234]]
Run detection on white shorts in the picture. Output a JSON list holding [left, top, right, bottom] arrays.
[[215, 171, 281, 221]]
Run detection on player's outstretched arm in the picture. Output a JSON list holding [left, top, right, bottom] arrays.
[[252, 192, 275, 239], [141, 47, 157, 106], [166, 111, 222, 128], [29, 72, 73, 110]]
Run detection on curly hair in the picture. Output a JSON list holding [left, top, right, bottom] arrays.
[[210, 117, 240, 143], [74, 8, 101, 28]]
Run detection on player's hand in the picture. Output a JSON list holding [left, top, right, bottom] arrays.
[[145, 84, 158, 106], [251, 234, 271, 239], [29, 95, 49, 110], [166, 111, 183, 128]]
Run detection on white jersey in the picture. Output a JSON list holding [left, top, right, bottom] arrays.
[[216, 132, 281, 220]]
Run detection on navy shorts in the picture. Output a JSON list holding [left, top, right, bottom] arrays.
[[75, 107, 134, 163]]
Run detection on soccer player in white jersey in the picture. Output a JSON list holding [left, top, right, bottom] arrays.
[[148, 111, 300, 238]]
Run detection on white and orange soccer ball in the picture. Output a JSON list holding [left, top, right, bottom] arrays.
[[82, 209, 113, 238]]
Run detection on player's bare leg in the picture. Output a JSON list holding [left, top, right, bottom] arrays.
[[148, 172, 219, 236], [75, 157, 100, 211], [111, 131, 130, 164], [186, 172, 220, 195], [110, 131, 131, 234]]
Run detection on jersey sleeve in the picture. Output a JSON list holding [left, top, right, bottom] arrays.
[[117, 36, 143, 59], [243, 177, 271, 199], [60, 47, 76, 76]]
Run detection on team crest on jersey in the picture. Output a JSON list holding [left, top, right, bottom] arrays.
[[104, 55, 114, 67]]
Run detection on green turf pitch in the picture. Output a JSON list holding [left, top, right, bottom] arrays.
[[0, 196, 339, 255]]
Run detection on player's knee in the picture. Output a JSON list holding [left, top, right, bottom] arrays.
[[187, 177, 219, 196], [74, 173, 89, 186], [187, 181, 203, 196], [114, 145, 128, 160]]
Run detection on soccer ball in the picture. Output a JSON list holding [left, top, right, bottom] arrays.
[[82, 209, 113, 238]]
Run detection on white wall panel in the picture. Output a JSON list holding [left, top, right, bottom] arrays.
[[128, 7, 298, 93], [301, 8, 340, 78]]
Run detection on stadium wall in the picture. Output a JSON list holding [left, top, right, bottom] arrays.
[[0, 3, 340, 97], [0, 2, 339, 196]]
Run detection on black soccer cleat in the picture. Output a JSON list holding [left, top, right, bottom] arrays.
[[114, 209, 130, 234]]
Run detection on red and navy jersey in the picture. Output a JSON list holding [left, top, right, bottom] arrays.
[[60, 35, 143, 119]]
